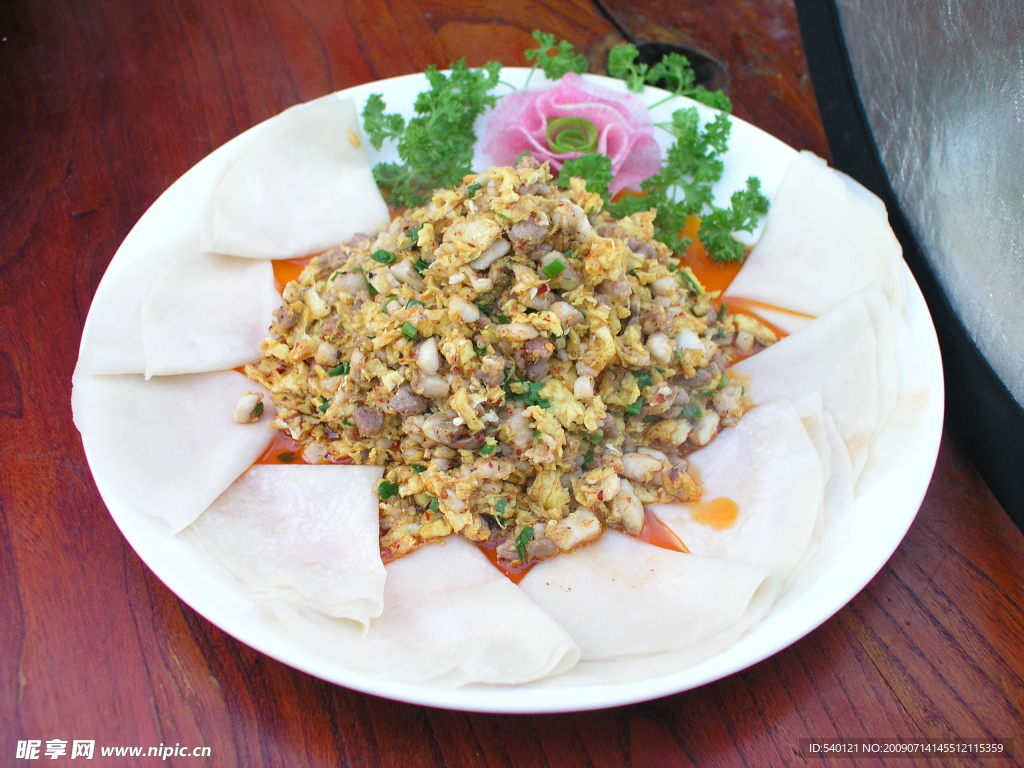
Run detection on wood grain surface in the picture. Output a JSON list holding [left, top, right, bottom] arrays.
[[2, 1, 1021, 766]]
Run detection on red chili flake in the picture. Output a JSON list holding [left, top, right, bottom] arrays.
[[537, 284, 549, 295]]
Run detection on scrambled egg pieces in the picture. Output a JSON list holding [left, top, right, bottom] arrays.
[[247, 161, 777, 568]]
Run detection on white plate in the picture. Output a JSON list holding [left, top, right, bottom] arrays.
[[76, 68, 944, 713]]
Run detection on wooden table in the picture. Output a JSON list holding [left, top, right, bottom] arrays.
[[3, 1, 1021, 765]]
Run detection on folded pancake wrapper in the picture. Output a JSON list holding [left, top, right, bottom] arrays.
[[186, 465, 387, 628], [264, 537, 581, 686], [71, 372, 276, 533], [724, 150, 906, 332], [201, 96, 390, 261]]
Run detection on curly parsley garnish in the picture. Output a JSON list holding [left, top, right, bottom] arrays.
[[362, 59, 502, 207], [605, 104, 768, 262], [608, 44, 731, 112], [554, 152, 613, 197], [697, 178, 770, 262], [524, 30, 588, 84]]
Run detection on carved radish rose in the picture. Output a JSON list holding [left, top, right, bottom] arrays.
[[481, 73, 661, 195]]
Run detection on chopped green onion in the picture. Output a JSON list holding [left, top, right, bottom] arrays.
[[504, 379, 551, 409], [377, 480, 400, 500], [406, 224, 424, 248], [582, 448, 595, 467], [682, 404, 703, 420], [318, 399, 331, 413], [406, 299, 425, 308], [413, 258, 430, 273], [716, 302, 728, 322], [677, 269, 702, 295], [327, 361, 350, 376], [252, 401, 264, 419], [401, 322, 418, 339], [625, 396, 644, 415], [541, 257, 567, 279], [364, 275, 378, 297], [479, 444, 496, 457], [667, 262, 678, 273], [515, 526, 534, 562], [381, 296, 398, 312], [411, 464, 426, 472], [466, 182, 483, 198], [341, 417, 354, 427], [371, 249, 397, 264], [696, 373, 730, 398], [635, 371, 653, 388], [586, 430, 604, 444], [494, 498, 508, 516], [427, 497, 439, 511]]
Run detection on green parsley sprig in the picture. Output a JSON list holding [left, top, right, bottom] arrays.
[[602, 99, 768, 262], [362, 59, 502, 207], [524, 31, 588, 85], [605, 106, 730, 252], [553, 152, 613, 197], [608, 44, 731, 111], [697, 178, 770, 262]]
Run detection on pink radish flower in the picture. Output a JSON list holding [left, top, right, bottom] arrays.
[[481, 73, 661, 196]]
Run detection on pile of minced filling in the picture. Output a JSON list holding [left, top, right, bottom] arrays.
[[246, 161, 777, 568]]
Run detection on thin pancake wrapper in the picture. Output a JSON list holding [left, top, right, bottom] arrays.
[[724, 151, 906, 332], [650, 399, 827, 597], [267, 536, 580, 687], [141, 250, 280, 378], [76, 232, 189, 375], [853, 286, 936, 492], [783, 410, 857, 597], [187, 465, 386, 628], [519, 532, 770, 669], [70, 371, 274, 532], [729, 288, 888, 476], [201, 95, 389, 260]]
